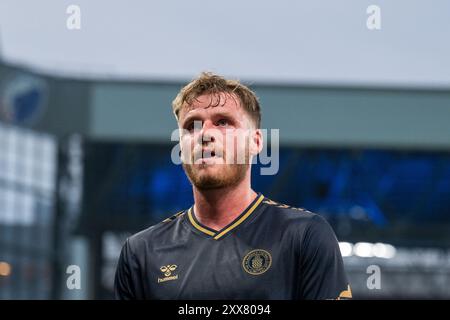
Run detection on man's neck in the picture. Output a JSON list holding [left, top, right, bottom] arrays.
[[192, 180, 258, 231]]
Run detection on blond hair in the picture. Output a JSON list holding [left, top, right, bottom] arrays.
[[172, 72, 261, 128]]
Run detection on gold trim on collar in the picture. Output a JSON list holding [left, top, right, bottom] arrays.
[[187, 208, 216, 237], [187, 194, 265, 240], [213, 194, 264, 240]]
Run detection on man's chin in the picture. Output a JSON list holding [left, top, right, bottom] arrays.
[[184, 172, 223, 189], [182, 163, 248, 190], [191, 170, 225, 189], [194, 180, 226, 190]]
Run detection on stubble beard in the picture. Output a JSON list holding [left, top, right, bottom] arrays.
[[182, 162, 249, 190]]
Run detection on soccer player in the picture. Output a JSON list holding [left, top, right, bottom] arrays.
[[114, 72, 351, 300]]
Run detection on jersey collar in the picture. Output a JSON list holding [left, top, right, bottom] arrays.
[[187, 193, 265, 240]]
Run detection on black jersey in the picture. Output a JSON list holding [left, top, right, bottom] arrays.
[[114, 193, 352, 300]]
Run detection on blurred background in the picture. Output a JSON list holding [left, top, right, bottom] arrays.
[[1, 0, 450, 299]]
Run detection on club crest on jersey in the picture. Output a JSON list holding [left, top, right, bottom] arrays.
[[158, 264, 179, 283], [242, 249, 272, 275]]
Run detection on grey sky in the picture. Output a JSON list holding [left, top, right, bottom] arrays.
[[0, 0, 449, 88]]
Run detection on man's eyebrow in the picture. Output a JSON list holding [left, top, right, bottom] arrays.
[[205, 111, 238, 123], [181, 113, 202, 124], [210, 110, 237, 119], [182, 110, 236, 123]]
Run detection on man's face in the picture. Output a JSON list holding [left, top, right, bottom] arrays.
[[178, 92, 261, 190]]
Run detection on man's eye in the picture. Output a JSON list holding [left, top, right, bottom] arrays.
[[185, 120, 203, 131], [217, 119, 229, 127], [186, 122, 195, 131]]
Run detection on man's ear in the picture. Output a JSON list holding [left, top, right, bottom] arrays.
[[250, 128, 263, 156]]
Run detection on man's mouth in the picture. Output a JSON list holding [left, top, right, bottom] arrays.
[[194, 149, 221, 164]]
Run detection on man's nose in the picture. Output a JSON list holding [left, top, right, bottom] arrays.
[[197, 120, 216, 144]]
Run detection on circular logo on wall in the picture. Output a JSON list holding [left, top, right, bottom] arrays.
[[0, 73, 48, 126], [242, 249, 272, 275]]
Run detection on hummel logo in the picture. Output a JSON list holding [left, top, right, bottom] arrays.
[[158, 265, 179, 283]]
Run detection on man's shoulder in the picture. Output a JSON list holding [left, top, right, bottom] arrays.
[[127, 210, 187, 247], [261, 197, 330, 232], [261, 197, 339, 252], [262, 197, 317, 220]]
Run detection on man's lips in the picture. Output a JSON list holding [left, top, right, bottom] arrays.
[[193, 149, 222, 164], [194, 157, 218, 165]]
